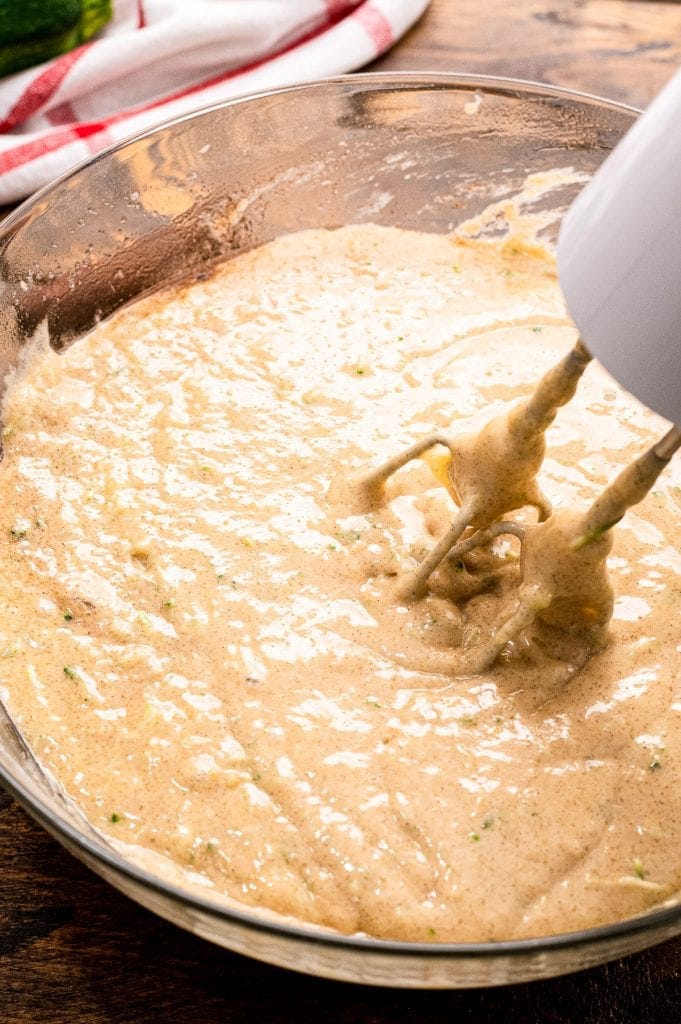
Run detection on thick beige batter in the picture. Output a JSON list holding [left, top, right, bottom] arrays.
[[1, 225, 680, 942]]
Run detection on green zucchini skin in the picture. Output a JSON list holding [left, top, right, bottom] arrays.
[[0, 1, 113, 79]]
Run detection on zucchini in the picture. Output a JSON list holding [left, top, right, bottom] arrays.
[[0, 0, 112, 78]]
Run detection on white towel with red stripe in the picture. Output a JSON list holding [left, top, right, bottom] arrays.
[[0, 0, 429, 204]]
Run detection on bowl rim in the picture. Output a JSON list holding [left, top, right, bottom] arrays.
[[0, 70, 641, 238], [2, 70, 674, 963]]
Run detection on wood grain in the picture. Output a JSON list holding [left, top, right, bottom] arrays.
[[2, 781, 681, 1024], [3, 2, 681, 1020], [371, 0, 681, 108]]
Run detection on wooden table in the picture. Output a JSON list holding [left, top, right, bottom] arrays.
[[3, 2, 681, 1020]]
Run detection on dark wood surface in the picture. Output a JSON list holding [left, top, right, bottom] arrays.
[[3, 782, 681, 1023], [372, 0, 681, 108], [3, 2, 681, 1020]]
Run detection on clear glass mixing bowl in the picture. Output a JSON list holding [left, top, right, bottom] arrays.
[[2, 73, 678, 989]]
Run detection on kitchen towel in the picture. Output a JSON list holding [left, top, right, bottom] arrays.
[[0, 0, 430, 203]]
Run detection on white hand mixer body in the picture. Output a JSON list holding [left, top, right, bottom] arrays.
[[557, 67, 681, 428], [360, 74, 681, 671]]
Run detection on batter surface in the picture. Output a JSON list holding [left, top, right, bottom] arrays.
[[1, 225, 680, 941]]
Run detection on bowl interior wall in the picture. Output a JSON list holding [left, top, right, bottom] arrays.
[[0, 80, 634, 387], [0, 76, 657, 987]]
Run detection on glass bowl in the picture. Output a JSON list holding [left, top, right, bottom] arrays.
[[2, 73, 678, 989]]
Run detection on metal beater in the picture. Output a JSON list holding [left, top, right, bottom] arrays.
[[362, 66, 681, 671]]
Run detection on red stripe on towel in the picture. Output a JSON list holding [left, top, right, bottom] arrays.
[[0, 44, 93, 133], [353, 3, 394, 50], [325, 1, 358, 16], [0, 122, 102, 174], [0, 0, 386, 179]]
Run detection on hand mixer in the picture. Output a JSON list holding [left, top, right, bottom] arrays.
[[363, 68, 681, 669]]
